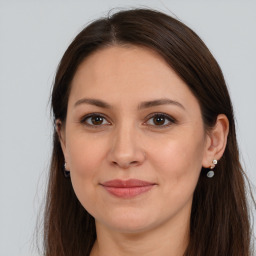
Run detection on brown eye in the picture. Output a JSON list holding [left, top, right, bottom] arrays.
[[91, 116, 104, 125], [145, 113, 175, 127], [81, 114, 110, 127], [153, 115, 166, 125]]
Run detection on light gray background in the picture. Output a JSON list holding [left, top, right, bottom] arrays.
[[0, 1, 255, 255]]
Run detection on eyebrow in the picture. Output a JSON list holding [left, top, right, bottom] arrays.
[[74, 98, 185, 110], [74, 98, 112, 109], [138, 98, 185, 110]]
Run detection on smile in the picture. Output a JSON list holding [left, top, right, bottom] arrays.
[[100, 179, 156, 199]]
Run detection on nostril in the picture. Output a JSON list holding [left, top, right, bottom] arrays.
[[108, 150, 146, 169], [111, 160, 139, 169]]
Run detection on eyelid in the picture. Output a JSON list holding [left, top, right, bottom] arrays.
[[80, 112, 176, 129], [80, 113, 112, 128], [143, 112, 176, 127]]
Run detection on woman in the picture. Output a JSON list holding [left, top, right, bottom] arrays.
[[44, 8, 253, 256]]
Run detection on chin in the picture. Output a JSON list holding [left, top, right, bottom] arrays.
[[109, 221, 153, 234], [100, 210, 159, 234]]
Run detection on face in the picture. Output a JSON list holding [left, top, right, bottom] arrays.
[[59, 45, 210, 234]]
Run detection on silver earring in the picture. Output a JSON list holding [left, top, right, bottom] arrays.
[[207, 159, 217, 178], [64, 162, 70, 178]]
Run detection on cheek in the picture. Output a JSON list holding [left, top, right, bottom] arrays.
[[66, 133, 108, 206], [65, 134, 111, 218], [67, 133, 106, 177], [149, 130, 205, 194]]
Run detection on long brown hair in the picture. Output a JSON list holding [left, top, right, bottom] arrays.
[[44, 8, 254, 256]]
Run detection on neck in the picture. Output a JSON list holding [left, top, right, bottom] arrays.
[[90, 212, 190, 256]]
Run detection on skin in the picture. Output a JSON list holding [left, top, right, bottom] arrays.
[[57, 45, 229, 256]]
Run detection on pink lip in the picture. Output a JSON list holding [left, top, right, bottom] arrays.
[[101, 179, 156, 198]]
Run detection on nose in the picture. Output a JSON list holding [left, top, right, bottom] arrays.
[[107, 124, 146, 169]]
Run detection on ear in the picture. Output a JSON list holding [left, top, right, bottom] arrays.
[[56, 119, 70, 170], [202, 114, 229, 168]]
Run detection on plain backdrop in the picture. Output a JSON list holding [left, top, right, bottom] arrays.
[[0, 1, 255, 255]]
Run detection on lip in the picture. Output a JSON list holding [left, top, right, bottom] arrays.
[[100, 179, 156, 198]]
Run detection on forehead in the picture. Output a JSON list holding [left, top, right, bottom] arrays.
[[69, 45, 199, 111]]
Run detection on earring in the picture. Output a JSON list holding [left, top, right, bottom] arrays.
[[64, 162, 70, 178], [207, 159, 217, 178]]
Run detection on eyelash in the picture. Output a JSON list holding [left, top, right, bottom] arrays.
[[80, 112, 176, 129]]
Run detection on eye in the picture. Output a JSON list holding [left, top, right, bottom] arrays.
[[81, 113, 111, 127], [145, 113, 176, 127]]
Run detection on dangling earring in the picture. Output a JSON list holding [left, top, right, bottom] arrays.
[[207, 159, 217, 178], [64, 162, 70, 178]]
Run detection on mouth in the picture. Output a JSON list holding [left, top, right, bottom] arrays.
[[100, 179, 156, 199]]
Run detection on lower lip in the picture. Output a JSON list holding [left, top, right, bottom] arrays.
[[102, 185, 155, 198]]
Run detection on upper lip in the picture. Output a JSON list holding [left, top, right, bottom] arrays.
[[101, 179, 156, 188]]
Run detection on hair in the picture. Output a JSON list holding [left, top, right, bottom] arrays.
[[44, 7, 254, 256]]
